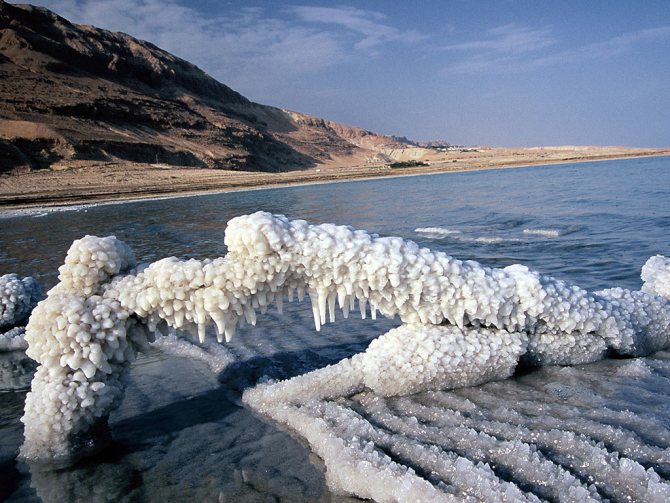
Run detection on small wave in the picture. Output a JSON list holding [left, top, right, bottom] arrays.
[[415, 227, 462, 236], [0, 205, 92, 220], [416, 227, 524, 244], [523, 228, 561, 238], [454, 235, 523, 244], [473, 236, 519, 244]]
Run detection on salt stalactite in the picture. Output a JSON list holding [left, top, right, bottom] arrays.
[[20, 212, 670, 464], [0, 273, 42, 350]]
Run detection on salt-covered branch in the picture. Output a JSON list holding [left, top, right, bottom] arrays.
[[20, 212, 670, 462]]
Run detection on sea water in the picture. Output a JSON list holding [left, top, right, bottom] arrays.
[[1, 156, 669, 501]]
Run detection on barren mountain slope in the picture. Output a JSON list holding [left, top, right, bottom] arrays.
[[0, 1, 405, 173]]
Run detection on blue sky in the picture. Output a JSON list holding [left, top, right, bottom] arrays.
[[29, 1, 670, 146]]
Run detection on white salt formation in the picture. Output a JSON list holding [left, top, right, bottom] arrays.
[[642, 255, 670, 299], [152, 332, 235, 375], [0, 326, 28, 351], [20, 212, 670, 480], [0, 273, 41, 350], [21, 236, 151, 460], [1, 273, 42, 330]]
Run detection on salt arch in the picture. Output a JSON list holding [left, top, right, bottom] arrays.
[[20, 211, 670, 463]]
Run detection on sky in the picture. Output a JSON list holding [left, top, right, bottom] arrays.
[[25, 0, 670, 147]]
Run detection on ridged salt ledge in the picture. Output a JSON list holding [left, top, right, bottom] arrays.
[[19, 212, 670, 477]]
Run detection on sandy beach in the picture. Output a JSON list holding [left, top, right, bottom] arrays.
[[1, 146, 668, 211]]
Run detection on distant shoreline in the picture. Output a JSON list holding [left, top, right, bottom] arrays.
[[1, 147, 668, 214]]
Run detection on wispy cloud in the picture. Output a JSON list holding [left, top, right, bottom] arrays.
[[291, 5, 425, 51], [567, 26, 670, 60], [444, 24, 555, 54], [34, 0, 421, 100], [444, 24, 670, 74]]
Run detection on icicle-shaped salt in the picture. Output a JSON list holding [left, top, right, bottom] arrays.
[[212, 312, 226, 342], [327, 290, 337, 323], [174, 309, 185, 328], [342, 296, 350, 319], [243, 304, 257, 326], [317, 287, 327, 326], [337, 287, 347, 310], [224, 319, 237, 342], [309, 290, 322, 331], [257, 289, 267, 307]]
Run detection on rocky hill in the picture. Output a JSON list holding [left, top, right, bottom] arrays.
[[0, 1, 407, 173]]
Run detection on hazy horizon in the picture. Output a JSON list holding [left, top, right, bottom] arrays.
[[20, 0, 670, 147]]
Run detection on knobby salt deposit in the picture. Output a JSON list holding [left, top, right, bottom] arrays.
[[0, 273, 42, 351], [642, 255, 670, 300], [19, 212, 670, 499]]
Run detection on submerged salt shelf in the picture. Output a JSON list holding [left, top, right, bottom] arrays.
[[15, 208, 670, 501], [258, 354, 670, 503]]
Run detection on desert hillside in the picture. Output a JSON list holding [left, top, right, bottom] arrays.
[[0, 0, 407, 174]]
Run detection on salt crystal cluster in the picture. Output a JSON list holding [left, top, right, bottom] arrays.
[[0, 326, 29, 351], [20, 212, 670, 463], [642, 255, 670, 299], [1, 273, 42, 331], [0, 273, 42, 351]]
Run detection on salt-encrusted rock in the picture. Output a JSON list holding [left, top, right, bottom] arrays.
[[360, 324, 529, 396]]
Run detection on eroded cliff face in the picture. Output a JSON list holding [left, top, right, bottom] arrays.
[[0, 1, 406, 173]]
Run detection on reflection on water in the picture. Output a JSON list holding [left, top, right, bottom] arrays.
[[0, 156, 669, 501]]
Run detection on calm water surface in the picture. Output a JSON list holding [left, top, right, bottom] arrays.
[[1, 156, 669, 501]]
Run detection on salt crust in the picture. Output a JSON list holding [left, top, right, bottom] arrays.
[[20, 212, 670, 480], [152, 332, 235, 375]]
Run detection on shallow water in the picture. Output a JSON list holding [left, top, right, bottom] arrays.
[[1, 156, 669, 501]]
